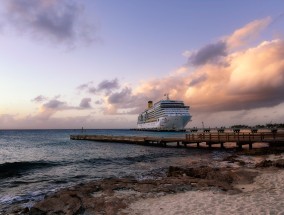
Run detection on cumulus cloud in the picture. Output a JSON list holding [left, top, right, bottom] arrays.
[[95, 99, 104, 105], [33, 96, 93, 120], [188, 41, 227, 66], [9, 16, 282, 128], [188, 74, 207, 87], [1, 0, 95, 46], [105, 87, 142, 114], [108, 87, 132, 104], [77, 81, 93, 91], [185, 39, 284, 112], [77, 78, 120, 95], [31, 95, 48, 103], [79, 98, 92, 109], [43, 99, 67, 109], [104, 75, 189, 114], [0, 113, 134, 129], [37, 98, 68, 119], [226, 16, 272, 49], [225, 40, 284, 108], [101, 17, 284, 118], [187, 17, 272, 67], [98, 78, 120, 92]]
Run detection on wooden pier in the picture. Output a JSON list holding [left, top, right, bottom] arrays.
[[184, 132, 284, 149], [70, 132, 284, 150]]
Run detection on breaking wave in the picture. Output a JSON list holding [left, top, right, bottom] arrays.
[[0, 161, 59, 179]]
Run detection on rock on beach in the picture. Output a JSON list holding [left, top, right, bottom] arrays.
[[26, 165, 258, 215], [5, 153, 284, 215]]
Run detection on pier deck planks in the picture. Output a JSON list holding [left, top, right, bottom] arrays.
[[70, 132, 284, 150]]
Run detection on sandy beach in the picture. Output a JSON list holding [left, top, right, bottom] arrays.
[[122, 169, 284, 215], [121, 152, 284, 215], [4, 148, 283, 215]]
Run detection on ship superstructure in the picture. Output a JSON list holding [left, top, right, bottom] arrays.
[[137, 96, 191, 131]]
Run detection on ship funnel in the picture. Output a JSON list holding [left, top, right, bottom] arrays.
[[148, 101, 153, 109]]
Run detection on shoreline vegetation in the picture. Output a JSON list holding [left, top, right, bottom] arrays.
[[5, 147, 284, 215], [189, 123, 284, 129], [230, 123, 284, 129]]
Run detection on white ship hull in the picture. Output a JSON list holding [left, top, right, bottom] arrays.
[[137, 115, 191, 131]]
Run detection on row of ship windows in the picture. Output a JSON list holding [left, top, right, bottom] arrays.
[[138, 114, 190, 122], [143, 110, 189, 117], [148, 111, 189, 117], [145, 108, 189, 114], [139, 113, 189, 121], [145, 112, 189, 118], [140, 108, 190, 119]]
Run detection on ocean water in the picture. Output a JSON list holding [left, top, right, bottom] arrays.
[[0, 129, 229, 211]]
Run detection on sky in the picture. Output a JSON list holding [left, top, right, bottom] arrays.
[[0, 0, 284, 129]]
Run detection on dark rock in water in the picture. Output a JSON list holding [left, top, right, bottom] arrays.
[[256, 160, 274, 168], [223, 155, 246, 166], [256, 159, 284, 168], [240, 147, 284, 156], [275, 159, 284, 168], [223, 155, 239, 163], [7, 206, 30, 215]]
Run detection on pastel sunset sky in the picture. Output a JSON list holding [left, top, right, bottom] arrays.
[[1, 0, 284, 129]]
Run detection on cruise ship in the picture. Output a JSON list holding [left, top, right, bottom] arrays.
[[137, 95, 192, 131]]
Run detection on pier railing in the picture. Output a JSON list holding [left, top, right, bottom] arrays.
[[71, 132, 284, 150], [185, 132, 284, 143]]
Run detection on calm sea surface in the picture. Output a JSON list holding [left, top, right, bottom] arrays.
[[0, 129, 230, 211]]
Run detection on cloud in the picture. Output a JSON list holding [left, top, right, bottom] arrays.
[[190, 102, 284, 127], [43, 99, 67, 109], [34, 96, 93, 120], [95, 99, 104, 105], [97, 78, 120, 92], [31, 95, 48, 103], [0, 113, 135, 129], [105, 87, 141, 114], [77, 81, 93, 91], [104, 74, 189, 115], [226, 16, 272, 49], [101, 17, 284, 118], [37, 98, 68, 119], [103, 85, 163, 115], [108, 87, 132, 104], [225, 40, 284, 109], [6, 16, 281, 128], [77, 78, 120, 95], [79, 98, 92, 109], [2, 102, 284, 129], [187, 17, 272, 67], [1, 0, 95, 46], [188, 74, 207, 87], [188, 41, 227, 66], [185, 39, 284, 112]]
